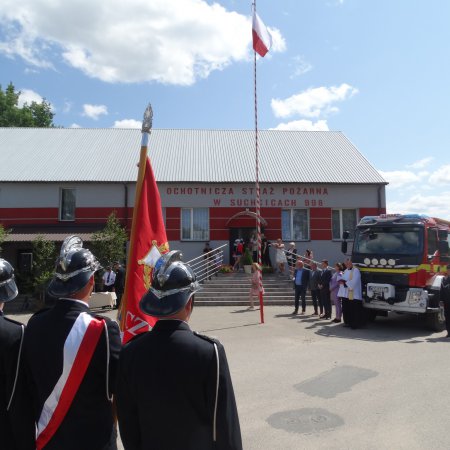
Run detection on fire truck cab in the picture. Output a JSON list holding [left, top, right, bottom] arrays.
[[342, 213, 450, 331]]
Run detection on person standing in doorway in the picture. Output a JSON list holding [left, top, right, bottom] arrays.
[[273, 238, 287, 274], [262, 235, 271, 267]]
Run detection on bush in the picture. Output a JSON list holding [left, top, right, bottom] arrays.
[[241, 248, 253, 266]]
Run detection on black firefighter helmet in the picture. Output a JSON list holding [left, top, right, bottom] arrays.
[[140, 250, 200, 317], [0, 258, 18, 303], [48, 236, 101, 298]]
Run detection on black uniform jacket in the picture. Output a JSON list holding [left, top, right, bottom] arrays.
[[116, 319, 242, 450], [15, 299, 121, 450], [0, 312, 24, 450], [440, 275, 450, 302]]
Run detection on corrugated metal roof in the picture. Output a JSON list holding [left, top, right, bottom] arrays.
[[5, 232, 94, 242], [0, 128, 386, 184]]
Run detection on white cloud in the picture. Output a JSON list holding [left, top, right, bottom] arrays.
[[407, 157, 434, 169], [271, 119, 329, 131], [271, 83, 358, 119], [18, 88, 43, 107], [70, 123, 81, 128], [289, 55, 312, 78], [378, 170, 423, 189], [113, 119, 141, 129], [0, 0, 285, 86], [428, 165, 450, 184], [388, 193, 450, 218], [62, 101, 72, 113], [82, 104, 108, 120]]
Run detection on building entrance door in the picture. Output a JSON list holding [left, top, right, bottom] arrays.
[[229, 227, 256, 263]]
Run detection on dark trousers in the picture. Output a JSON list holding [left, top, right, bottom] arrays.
[[320, 288, 331, 318], [444, 300, 450, 333], [311, 289, 320, 313], [342, 297, 350, 324], [345, 299, 364, 329], [116, 291, 123, 309], [294, 285, 307, 312], [103, 285, 114, 292]]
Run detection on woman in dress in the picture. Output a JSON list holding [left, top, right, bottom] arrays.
[[273, 238, 287, 274], [248, 262, 263, 310], [303, 248, 314, 268], [330, 262, 344, 323]]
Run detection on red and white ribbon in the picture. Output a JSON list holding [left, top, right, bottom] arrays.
[[36, 312, 104, 449]]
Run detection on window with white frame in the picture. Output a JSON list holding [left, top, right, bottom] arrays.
[[60, 188, 76, 221], [282, 209, 309, 241], [181, 208, 209, 240], [332, 209, 357, 240]]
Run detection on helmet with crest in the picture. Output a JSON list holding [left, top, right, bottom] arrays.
[[139, 250, 200, 317], [0, 258, 18, 302], [48, 236, 101, 298]]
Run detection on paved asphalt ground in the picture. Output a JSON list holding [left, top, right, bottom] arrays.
[[10, 306, 450, 450]]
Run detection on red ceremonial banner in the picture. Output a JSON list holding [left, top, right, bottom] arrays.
[[120, 157, 169, 344]]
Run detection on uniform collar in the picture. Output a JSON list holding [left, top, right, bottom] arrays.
[[153, 319, 191, 332], [57, 298, 90, 310]]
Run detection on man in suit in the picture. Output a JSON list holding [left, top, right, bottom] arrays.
[[318, 260, 333, 320], [439, 264, 450, 337], [292, 260, 310, 315], [116, 250, 242, 450], [102, 265, 116, 292], [113, 261, 125, 309], [16, 236, 121, 450], [0, 258, 24, 450], [309, 262, 322, 316]]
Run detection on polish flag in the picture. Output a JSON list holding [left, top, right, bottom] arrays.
[[252, 11, 272, 57]]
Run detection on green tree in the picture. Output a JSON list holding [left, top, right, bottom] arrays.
[[0, 82, 55, 127], [0, 224, 10, 254], [91, 212, 128, 268], [32, 236, 57, 302]]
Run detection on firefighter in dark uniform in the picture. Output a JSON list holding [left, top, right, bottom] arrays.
[[440, 264, 450, 338], [116, 250, 243, 450], [0, 258, 24, 450], [15, 236, 121, 450]]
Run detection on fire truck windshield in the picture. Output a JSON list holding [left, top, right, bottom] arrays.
[[353, 226, 424, 256]]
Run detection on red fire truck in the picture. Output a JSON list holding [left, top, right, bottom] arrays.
[[342, 213, 450, 330]]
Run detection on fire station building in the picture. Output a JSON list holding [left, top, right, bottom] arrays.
[[0, 128, 387, 269]]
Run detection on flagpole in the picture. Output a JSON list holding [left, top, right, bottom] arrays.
[[253, 0, 265, 324], [119, 104, 153, 330]]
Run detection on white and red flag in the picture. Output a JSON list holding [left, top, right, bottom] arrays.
[[252, 11, 272, 57], [119, 105, 169, 344]]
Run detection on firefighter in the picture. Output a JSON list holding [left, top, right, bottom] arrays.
[[15, 236, 121, 449], [116, 250, 243, 450], [0, 258, 24, 449], [440, 264, 450, 338]]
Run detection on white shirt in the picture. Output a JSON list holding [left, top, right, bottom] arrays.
[[102, 270, 116, 286]]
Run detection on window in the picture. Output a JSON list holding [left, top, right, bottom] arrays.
[[18, 252, 33, 273], [332, 209, 357, 240], [427, 228, 438, 256], [60, 188, 76, 221], [282, 209, 309, 241], [181, 208, 209, 240]]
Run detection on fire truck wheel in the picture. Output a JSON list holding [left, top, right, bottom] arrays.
[[424, 309, 446, 332]]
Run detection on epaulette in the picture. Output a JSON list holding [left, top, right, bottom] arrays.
[[3, 316, 25, 327], [193, 331, 220, 345]]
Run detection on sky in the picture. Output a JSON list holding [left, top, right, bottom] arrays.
[[1, 0, 450, 217]]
